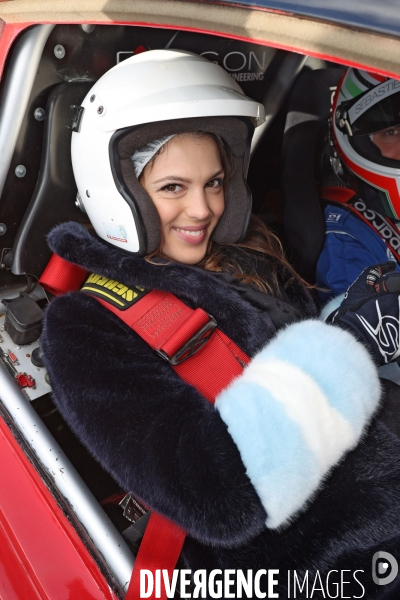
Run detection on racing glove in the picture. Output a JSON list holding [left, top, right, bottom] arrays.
[[326, 262, 400, 365]]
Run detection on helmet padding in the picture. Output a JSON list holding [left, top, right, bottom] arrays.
[[116, 116, 253, 253]]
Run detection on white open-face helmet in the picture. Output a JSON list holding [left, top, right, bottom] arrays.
[[71, 49, 265, 254], [333, 68, 400, 219]]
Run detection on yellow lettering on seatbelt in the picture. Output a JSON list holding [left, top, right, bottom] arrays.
[[83, 274, 143, 305], [113, 283, 128, 296], [104, 279, 119, 290], [123, 289, 137, 301], [87, 273, 101, 284]]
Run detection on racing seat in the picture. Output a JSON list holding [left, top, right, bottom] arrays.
[[281, 68, 344, 283], [11, 81, 92, 280]]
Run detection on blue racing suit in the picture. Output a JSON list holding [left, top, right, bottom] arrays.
[[316, 203, 400, 303]]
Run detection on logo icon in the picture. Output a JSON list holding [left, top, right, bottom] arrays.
[[357, 297, 400, 364], [372, 551, 398, 585]]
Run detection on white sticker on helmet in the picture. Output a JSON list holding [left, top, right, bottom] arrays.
[[104, 223, 129, 244]]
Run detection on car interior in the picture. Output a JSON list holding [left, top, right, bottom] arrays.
[[0, 21, 361, 595]]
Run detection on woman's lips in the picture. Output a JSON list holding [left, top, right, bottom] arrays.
[[173, 224, 209, 245]]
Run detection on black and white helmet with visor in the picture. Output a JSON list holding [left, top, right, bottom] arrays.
[[333, 68, 400, 220]]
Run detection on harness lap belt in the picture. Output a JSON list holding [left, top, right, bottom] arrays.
[[39, 252, 250, 600]]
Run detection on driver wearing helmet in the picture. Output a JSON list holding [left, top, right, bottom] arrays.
[[41, 52, 400, 598], [317, 68, 400, 303]]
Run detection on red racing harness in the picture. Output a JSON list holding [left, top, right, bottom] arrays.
[[39, 253, 250, 600]]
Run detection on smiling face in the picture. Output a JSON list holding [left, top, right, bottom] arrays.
[[140, 133, 225, 264]]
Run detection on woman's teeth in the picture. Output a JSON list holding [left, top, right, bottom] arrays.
[[176, 228, 205, 237]]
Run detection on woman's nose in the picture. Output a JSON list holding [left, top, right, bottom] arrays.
[[185, 188, 211, 220]]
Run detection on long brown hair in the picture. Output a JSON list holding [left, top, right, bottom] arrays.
[[198, 214, 304, 295]]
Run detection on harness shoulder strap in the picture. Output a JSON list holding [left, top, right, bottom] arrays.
[[93, 290, 248, 402], [40, 254, 250, 599]]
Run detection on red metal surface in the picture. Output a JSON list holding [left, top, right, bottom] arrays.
[[0, 416, 119, 600], [0, 21, 33, 79]]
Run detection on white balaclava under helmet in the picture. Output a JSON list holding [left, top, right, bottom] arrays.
[[131, 135, 176, 180], [71, 49, 265, 255]]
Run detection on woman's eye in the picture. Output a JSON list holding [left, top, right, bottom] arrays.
[[161, 183, 182, 193], [205, 178, 224, 189]]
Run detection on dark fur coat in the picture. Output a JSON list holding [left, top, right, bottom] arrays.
[[41, 222, 400, 599]]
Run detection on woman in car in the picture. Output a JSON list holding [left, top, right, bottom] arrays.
[[41, 50, 400, 598]]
